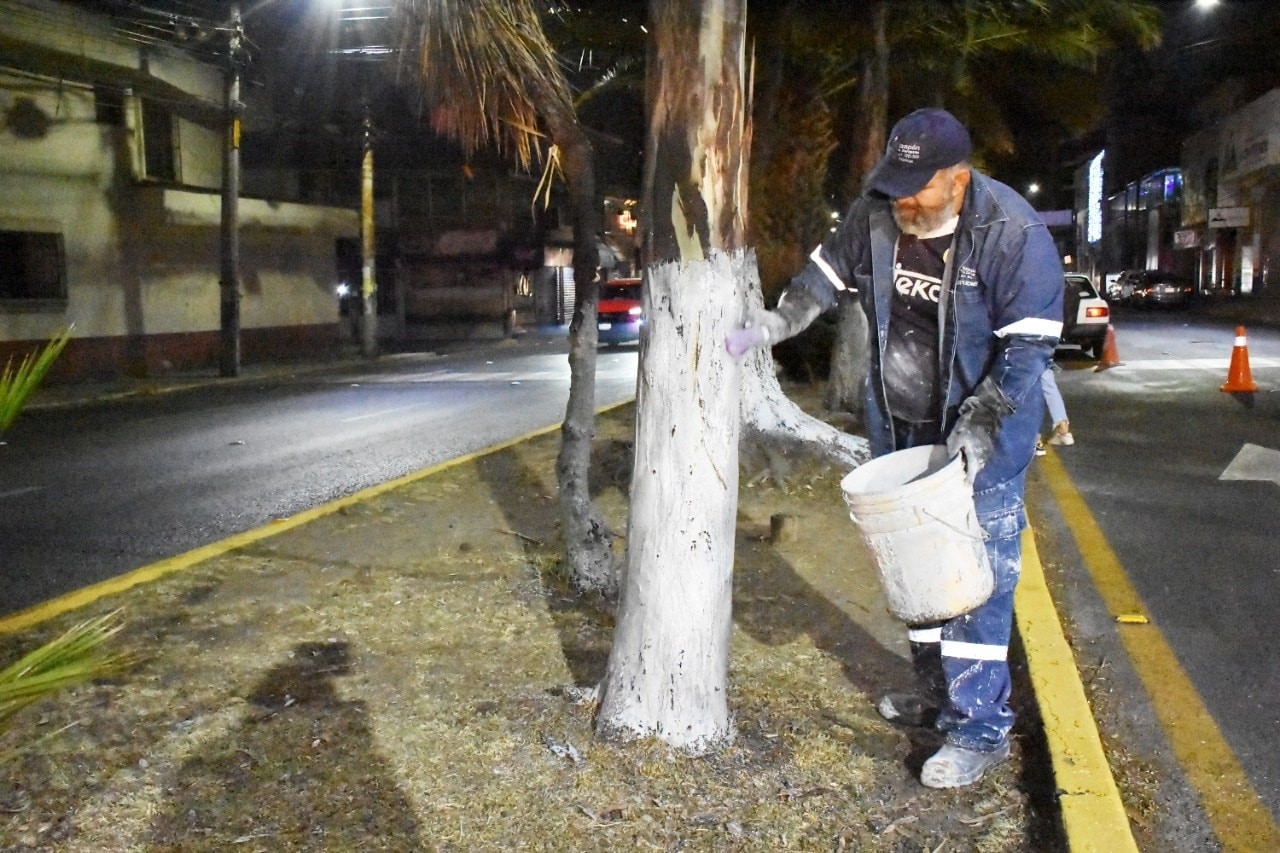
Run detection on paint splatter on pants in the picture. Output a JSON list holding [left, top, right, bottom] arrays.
[[886, 418, 1027, 751], [907, 496, 1024, 751]]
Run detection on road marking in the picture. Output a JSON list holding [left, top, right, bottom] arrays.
[[1038, 448, 1280, 850], [0, 485, 42, 500], [1015, 529, 1138, 852], [1220, 443, 1280, 486], [341, 404, 429, 423], [1107, 357, 1280, 371], [347, 370, 564, 384]]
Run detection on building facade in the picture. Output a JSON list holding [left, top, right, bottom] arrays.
[[0, 0, 357, 381], [1181, 88, 1280, 299], [1075, 87, 1280, 305]]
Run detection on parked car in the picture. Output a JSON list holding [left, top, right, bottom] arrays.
[[1106, 270, 1145, 304], [1130, 271, 1196, 308], [1060, 273, 1110, 358], [1106, 269, 1195, 307], [597, 277, 644, 346]]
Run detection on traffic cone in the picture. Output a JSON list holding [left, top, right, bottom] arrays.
[[1221, 325, 1259, 393], [1094, 324, 1121, 371]]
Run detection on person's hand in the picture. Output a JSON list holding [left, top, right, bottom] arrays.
[[725, 325, 769, 358], [724, 309, 788, 359], [944, 377, 1014, 484]]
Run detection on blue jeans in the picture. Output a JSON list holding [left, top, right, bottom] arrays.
[[890, 418, 1025, 752], [1040, 367, 1067, 426]]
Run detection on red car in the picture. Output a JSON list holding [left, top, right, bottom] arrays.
[[597, 277, 644, 346]]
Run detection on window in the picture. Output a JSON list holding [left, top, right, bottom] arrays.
[[0, 231, 66, 302], [93, 86, 124, 126], [141, 99, 176, 181]]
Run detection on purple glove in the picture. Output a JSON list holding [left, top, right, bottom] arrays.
[[725, 325, 769, 358]]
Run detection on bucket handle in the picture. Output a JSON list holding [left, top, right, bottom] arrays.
[[922, 509, 988, 542], [847, 508, 988, 543]]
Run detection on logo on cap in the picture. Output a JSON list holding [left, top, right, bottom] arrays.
[[893, 141, 922, 164]]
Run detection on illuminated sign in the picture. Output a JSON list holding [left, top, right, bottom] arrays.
[[1087, 151, 1104, 244]]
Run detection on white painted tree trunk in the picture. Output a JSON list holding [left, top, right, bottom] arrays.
[[596, 252, 745, 753], [736, 274, 870, 470]]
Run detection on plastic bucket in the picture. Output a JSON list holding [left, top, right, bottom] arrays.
[[839, 445, 992, 623]]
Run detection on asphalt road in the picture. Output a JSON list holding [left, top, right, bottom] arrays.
[[0, 339, 640, 616], [1048, 309, 1280, 825]]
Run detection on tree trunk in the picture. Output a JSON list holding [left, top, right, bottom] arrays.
[[597, 255, 744, 751], [823, 296, 870, 422], [544, 111, 619, 597], [596, 0, 749, 753], [736, 275, 869, 471], [828, 0, 887, 418]]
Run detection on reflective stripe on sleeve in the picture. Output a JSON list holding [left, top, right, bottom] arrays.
[[994, 317, 1063, 338], [810, 246, 848, 291], [908, 627, 942, 644], [940, 640, 1008, 661]]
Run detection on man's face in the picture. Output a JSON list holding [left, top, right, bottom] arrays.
[[892, 167, 970, 236]]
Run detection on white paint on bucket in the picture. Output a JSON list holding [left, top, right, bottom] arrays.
[[840, 445, 993, 624]]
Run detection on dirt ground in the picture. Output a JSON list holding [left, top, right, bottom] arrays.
[[0, 386, 1067, 851]]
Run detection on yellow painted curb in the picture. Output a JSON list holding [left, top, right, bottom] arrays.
[[1016, 528, 1138, 852], [1037, 448, 1280, 852], [0, 401, 629, 637]]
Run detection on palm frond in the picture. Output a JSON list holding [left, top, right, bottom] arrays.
[[398, 0, 574, 171], [0, 610, 132, 733], [0, 327, 72, 435]]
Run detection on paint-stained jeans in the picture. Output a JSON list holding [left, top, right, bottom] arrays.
[[890, 418, 1026, 752]]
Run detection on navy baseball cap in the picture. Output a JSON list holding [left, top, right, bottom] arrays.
[[867, 108, 972, 198]]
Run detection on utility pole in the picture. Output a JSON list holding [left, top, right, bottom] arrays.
[[360, 103, 378, 358], [218, 0, 245, 377]]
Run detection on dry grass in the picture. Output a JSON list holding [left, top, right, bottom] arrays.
[[0, 393, 1059, 851]]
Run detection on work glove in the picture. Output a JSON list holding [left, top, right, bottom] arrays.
[[724, 289, 824, 359], [725, 309, 787, 358], [945, 375, 1014, 485]]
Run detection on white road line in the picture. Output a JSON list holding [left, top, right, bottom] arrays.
[[345, 370, 566, 384], [0, 485, 43, 500], [1113, 357, 1280, 371], [341, 404, 429, 423]]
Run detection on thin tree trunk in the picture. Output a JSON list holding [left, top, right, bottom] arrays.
[[597, 0, 749, 753], [828, 0, 886, 417], [543, 107, 618, 597]]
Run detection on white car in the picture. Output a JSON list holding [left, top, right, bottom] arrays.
[[1061, 273, 1110, 359]]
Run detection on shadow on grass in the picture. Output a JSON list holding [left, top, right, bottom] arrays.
[[472, 442, 617, 687], [146, 641, 423, 849], [472, 422, 910, 705]]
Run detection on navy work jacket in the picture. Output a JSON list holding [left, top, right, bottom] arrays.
[[784, 170, 1064, 496]]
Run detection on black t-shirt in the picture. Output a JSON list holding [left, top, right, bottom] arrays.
[[883, 232, 952, 423]]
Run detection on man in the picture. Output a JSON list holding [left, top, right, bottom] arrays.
[[726, 108, 1063, 788]]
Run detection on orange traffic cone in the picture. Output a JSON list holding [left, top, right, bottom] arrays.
[[1094, 324, 1121, 371], [1221, 325, 1259, 393]]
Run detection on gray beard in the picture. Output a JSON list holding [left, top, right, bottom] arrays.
[[893, 196, 959, 237]]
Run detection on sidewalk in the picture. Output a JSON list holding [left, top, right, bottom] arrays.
[[0, 349, 1117, 850]]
